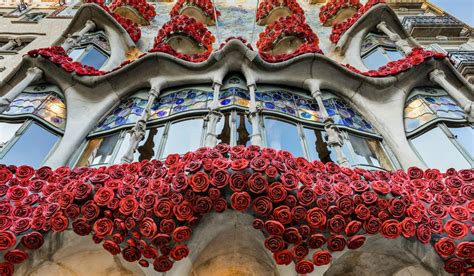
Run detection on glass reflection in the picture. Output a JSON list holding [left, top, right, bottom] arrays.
[[216, 113, 231, 145], [449, 126, 474, 159], [80, 47, 108, 69], [114, 127, 165, 163], [77, 133, 120, 167], [236, 112, 251, 146], [303, 127, 333, 163], [0, 122, 22, 152], [264, 118, 304, 157], [162, 119, 203, 156], [347, 134, 392, 170]]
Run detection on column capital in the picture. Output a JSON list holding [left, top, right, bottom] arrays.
[[212, 82, 222, 90], [26, 67, 43, 78], [85, 20, 96, 30], [311, 89, 322, 99], [149, 87, 160, 98]]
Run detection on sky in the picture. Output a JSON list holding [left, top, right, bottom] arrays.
[[430, 0, 474, 26]]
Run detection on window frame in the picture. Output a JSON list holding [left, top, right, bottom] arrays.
[[68, 44, 109, 69]]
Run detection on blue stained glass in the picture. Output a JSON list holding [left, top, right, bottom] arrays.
[[265, 102, 275, 109], [95, 97, 147, 131], [221, 99, 232, 105], [176, 98, 185, 105]]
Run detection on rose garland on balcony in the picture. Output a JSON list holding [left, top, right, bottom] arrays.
[[110, 0, 156, 23], [330, 0, 385, 44], [149, 15, 215, 63], [257, 15, 323, 63], [343, 47, 447, 77], [0, 144, 472, 275], [170, 0, 221, 22], [256, 0, 304, 24], [83, 0, 141, 42], [319, 0, 362, 25], [219, 36, 254, 51]]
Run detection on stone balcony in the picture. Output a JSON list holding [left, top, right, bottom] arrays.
[[402, 16, 465, 38], [448, 51, 474, 84]]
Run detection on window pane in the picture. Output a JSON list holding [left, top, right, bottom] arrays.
[[216, 112, 232, 145], [162, 119, 203, 156], [68, 48, 85, 61], [411, 127, 470, 171], [76, 133, 120, 167], [386, 49, 404, 61], [264, 118, 304, 157], [0, 122, 22, 152], [346, 134, 393, 170], [362, 48, 389, 70], [236, 112, 251, 146], [114, 127, 164, 163], [449, 126, 474, 159], [80, 47, 108, 69], [303, 127, 333, 163], [0, 122, 59, 168]]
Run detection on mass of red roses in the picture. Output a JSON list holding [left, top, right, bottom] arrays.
[[149, 15, 215, 63], [257, 14, 323, 63], [256, 0, 304, 24], [110, 0, 156, 23], [83, 0, 142, 42], [330, 0, 385, 44], [319, 0, 362, 25], [170, 0, 220, 22], [219, 36, 254, 51], [0, 144, 472, 275]]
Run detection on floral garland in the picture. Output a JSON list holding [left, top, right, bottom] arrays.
[[149, 15, 215, 63], [257, 15, 323, 63], [256, 0, 304, 24], [110, 0, 156, 23], [0, 144, 471, 275], [219, 36, 254, 51], [330, 0, 385, 44], [170, 0, 221, 22], [84, 0, 141, 42], [344, 47, 446, 77], [319, 0, 362, 25]]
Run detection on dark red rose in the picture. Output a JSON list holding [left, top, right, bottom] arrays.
[[267, 182, 287, 202], [363, 216, 381, 235], [188, 172, 210, 192], [306, 207, 326, 228], [265, 166, 278, 178], [248, 172, 268, 194], [142, 246, 158, 259], [194, 196, 213, 214], [0, 231, 16, 250], [325, 162, 340, 174], [347, 235, 366, 249], [407, 167, 423, 179], [122, 245, 141, 262], [0, 216, 12, 232], [345, 220, 362, 236], [327, 235, 346, 251], [297, 187, 316, 206], [281, 172, 299, 191], [291, 243, 309, 260], [173, 226, 192, 242], [400, 217, 416, 238], [74, 182, 93, 200], [185, 160, 202, 173], [0, 263, 14, 276], [273, 205, 292, 225], [165, 153, 180, 167], [159, 219, 176, 234], [4, 249, 28, 264], [211, 170, 229, 188], [253, 218, 264, 229], [291, 206, 306, 221], [250, 157, 270, 172], [336, 196, 354, 215], [153, 256, 173, 272], [313, 250, 332, 266], [264, 235, 285, 252], [230, 191, 251, 211], [351, 180, 369, 193], [103, 240, 121, 255], [231, 159, 249, 171], [455, 242, 473, 258], [7, 186, 27, 202], [154, 198, 174, 218], [252, 196, 273, 217], [72, 218, 91, 236], [449, 205, 469, 221], [208, 188, 221, 200], [388, 198, 406, 218], [295, 260, 314, 274], [444, 257, 466, 274], [172, 172, 188, 192], [229, 172, 247, 192], [93, 218, 114, 238], [51, 214, 68, 232], [36, 166, 53, 180], [170, 245, 189, 261], [93, 187, 115, 206], [139, 217, 157, 238], [16, 165, 35, 180], [264, 220, 285, 235], [273, 249, 293, 265], [20, 232, 44, 250], [435, 237, 456, 258], [283, 227, 302, 244], [416, 224, 431, 244], [380, 219, 401, 239], [354, 204, 370, 221], [0, 168, 13, 185], [444, 219, 468, 240], [214, 198, 227, 212], [173, 201, 193, 221], [119, 195, 138, 215]]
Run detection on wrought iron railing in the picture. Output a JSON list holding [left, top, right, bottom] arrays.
[[402, 16, 464, 31], [448, 51, 474, 68]]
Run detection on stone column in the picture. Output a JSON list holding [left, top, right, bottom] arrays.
[[120, 87, 160, 163], [430, 69, 474, 122], [311, 89, 350, 167], [248, 84, 263, 146], [0, 37, 21, 51], [204, 82, 223, 147], [376, 21, 412, 55], [0, 67, 43, 113], [62, 20, 96, 51]]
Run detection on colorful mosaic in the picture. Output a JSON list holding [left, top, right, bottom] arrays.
[[1, 92, 66, 130], [95, 97, 147, 131], [404, 95, 465, 132], [219, 87, 250, 108]]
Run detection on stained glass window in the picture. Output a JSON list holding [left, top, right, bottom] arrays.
[[1, 91, 66, 130], [95, 97, 147, 132], [404, 94, 465, 132]]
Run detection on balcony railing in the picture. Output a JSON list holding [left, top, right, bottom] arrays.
[[448, 51, 474, 68], [402, 16, 465, 37]]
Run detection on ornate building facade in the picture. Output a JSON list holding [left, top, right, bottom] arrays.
[[0, 0, 472, 275]]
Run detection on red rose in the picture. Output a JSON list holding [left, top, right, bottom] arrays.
[[416, 224, 431, 244], [291, 243, 309, 260], [74, 182, 93, 200], [51, 214, 68, 232], [119, 195, 138, 215], [380, 219, 401, 239], [444, 220, 468, 240], [139, 217, 157, 238], [400, 217, 416, 238], [291, 206, 306, 221], [307, 233, 326, 249], [265, 166, 278, 178], [93, 218, 114, 238], [264, 235, 285, 252], [250, 157, 270, 172], [93, 187, 115, 206], [281, 172, 299, 191], [248, 172, 268, 194], [252, 218, 264, 229], [283, 227, 302, 244], [231, 159, 249, 171], [230, 191, 251, 211], [313, 250, 332, 266], [173, 201, 193, 221], [252, 196, 273, 217], [211, 170, 229, 188], [345, 220, 362, 236], [0, 231, 16, 250], [4, 249, 28, 264], [351, 180, 369, 193], [267, 183, 287, 202], [347, 235, 366, 249], [327, 235, 346, 251], [122, 245, 141, 262], [0, 168, 12, 185], [72, 218, 91, 236], [328, 215, 346, 234], [306, 207, 327, 228], [337, 196, 355, 215], [273, 205, 292, 225], [214, 198, 227, 213], [388, 198, 406, 218], [159, 219, 176, 234], [449, 205, 469, 221], [264, 220, 285, 235], [354, 204, 370, 221], [229, 172, 247, 192], [435, 237, 456, 258], [194, 196, 213, 214], [20, 232, 44, 250], [297, 187, 316, 206], [7, 186, 27, 202], [172, 172, 188, 192], [173, 226, 192, 242], [188, 172, 210, 192], [154, 198, 174, 218], [444, 257, 466, 274], [170, 245, 189, 261], [16, 165, 35, 180], [153, 256, 173, 272], [103, 240, 121, 255], [273, 249, 293, 265], [0, 263, 14, 276], [363, 216, 381, 235], [295, 260, 314, 274], [407, 167, 423, 179], [456, 242, 473, 258]]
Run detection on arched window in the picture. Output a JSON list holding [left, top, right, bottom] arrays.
[[404, 87, 473, 170], [361, 32, 405, 70], [68, 31, 110, 69], [0, 84, 66, 167], [258, 87, 394, 170]]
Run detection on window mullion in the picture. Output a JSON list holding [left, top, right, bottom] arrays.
[[157, 122, 171, 160], [439, 123, 474, 165], [297, 123, 310, 161]]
